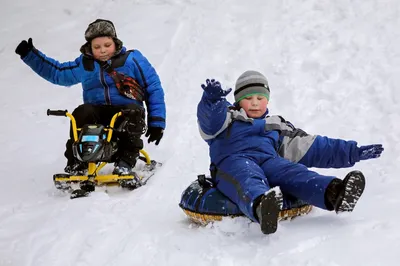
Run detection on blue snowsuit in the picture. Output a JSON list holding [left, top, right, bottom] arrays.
[[197, 93, 361, 222], [21, 46, 166, 129]]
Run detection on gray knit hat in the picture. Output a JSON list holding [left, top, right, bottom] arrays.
[[234, 70, 270, 103], [80, 19, 123, 55]]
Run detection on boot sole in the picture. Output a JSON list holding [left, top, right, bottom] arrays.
[[259, 190, 282, 234], [336, 171, 366, 213]]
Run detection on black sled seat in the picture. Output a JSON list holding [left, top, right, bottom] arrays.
[[179, 175, 313, 225]]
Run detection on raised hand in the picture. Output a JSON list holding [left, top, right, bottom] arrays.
[[15, 38, 33, 59], [359, 144, 384, 160], [201, 79, 232, 100]]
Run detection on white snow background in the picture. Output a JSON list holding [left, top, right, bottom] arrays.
[[1, 0, 400, 265]]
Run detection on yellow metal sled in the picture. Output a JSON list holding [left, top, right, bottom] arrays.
[[48, 109, 159, 196]]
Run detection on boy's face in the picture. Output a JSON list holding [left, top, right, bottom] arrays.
[[91, 36, 116, 61], [239, 94, 269, 118]]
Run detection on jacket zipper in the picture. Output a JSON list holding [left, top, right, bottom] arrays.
[[100, 66, 111, 105]]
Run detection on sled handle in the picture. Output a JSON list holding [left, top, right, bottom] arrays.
[[47, 109, 78, 141], [106, 112, 122, 142], [47, 109, 68, 117]]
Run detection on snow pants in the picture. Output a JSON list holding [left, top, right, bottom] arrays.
[[214, 155, 335, 221], [64, 103, 145, 166]]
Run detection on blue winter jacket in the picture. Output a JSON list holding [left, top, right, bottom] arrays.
[[22, 47, 166, 129], [197, 92, 361, 168]]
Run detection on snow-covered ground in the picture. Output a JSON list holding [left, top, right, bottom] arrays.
[[1, 0, 400, 265]]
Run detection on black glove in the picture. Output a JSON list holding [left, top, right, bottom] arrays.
[[15, 38, 33, 59], [145, 127, 164, 145]]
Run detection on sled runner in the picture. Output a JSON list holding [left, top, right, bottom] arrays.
[[47, 109, 161, 199]]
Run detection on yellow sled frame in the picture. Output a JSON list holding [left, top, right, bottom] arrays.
[[52, 111, 152, 185]]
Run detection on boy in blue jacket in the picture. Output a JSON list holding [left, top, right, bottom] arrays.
[[197, 70, 383, 234], [15, 19, 166, 175]]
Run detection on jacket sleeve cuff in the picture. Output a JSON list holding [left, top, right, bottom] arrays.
[[147, 116, 166, 129], [350, 144, 361, 164]]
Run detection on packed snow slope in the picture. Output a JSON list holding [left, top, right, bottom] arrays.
[[1, 0, 399, 265]]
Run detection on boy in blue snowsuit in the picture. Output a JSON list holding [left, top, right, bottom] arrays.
[[197, 70, 384, 234], [15, 19, 166, 175]]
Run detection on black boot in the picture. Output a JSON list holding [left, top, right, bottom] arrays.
[[325, 171, 366, 213], [255, 190, 283, 235], [64, 160, 88, 175], [113, 151, 139, 175]]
